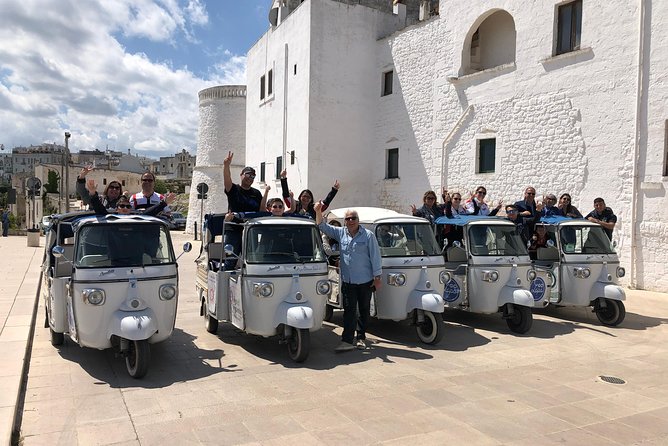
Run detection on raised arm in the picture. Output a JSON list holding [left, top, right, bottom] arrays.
[[279, 170, 291, 207], [86, 179, 108, 215], [260, 184, 270, 212], [76, 165, 95, 204], [320, 180, 340, 211], [223, 151, 233, 193]]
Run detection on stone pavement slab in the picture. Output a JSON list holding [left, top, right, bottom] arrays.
[[7, 232, 668, 445]]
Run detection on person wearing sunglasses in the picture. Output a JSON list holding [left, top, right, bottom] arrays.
[[505, 204, 532, 244], [222, 151, 266, 213], [558, 193, 582, 218], [279, 170, 340, 218], [129, 171, 169, 213], [315, 203, 382, 352], [465, 186, 501, 216], [86, 179, 175, 216], [76, 165, 123, 210]]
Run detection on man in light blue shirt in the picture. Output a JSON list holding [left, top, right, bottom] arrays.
[[316, 203, 382, 352]]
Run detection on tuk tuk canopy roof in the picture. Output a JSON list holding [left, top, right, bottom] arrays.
[[204, 212, 314, 237], [326, 207, 426, 224], [71, 214, 169, 233], [434, 215, 513, 226], [539, 216, 592, 226]]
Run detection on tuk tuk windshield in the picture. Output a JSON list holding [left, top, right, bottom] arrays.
[[75, 223, 175, 267], [375, 223, 441, 257], [468, 225, 529, 256], [245, 225, 326, 264], [560, 225, 615, 254]]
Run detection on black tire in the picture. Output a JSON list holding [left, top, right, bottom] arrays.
[[287, 328, 310, 363], [204, 298, 218, 334], [50, 327, 64, 346], [416, 311, 445, 345], [506, 305, 533, 334], [125, 340, 150, 379], [324, 304, 334, 322], [596, 299, 626, 326]]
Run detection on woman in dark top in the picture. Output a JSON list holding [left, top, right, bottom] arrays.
[[558, 193, 583, 218], [280, 170, 340, 218]]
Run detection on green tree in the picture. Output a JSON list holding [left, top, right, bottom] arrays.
[[44, 170, 60, 194], [154, 179, 168, 194]]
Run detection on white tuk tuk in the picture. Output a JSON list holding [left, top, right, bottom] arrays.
[[324, 207, 446, 345], [42, 213, 190, 378], [195, 213, 330, 362], [530, 216, 626, 326], [435, 215, 548, 334]]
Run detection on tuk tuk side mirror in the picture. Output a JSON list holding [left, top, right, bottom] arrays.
[[612, 240, 617, 248], [52, 245, 67, 260], [224, 244, 239, 258], [547, 239, 555, 247], [453, 241, 462, 248], [183, 242, 192, 253]]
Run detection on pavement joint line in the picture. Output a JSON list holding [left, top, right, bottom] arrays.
[[0, 248, 40, 336], [9, 248, 42, 446]]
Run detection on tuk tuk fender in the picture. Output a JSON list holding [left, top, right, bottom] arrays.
[[108, 309, 158, 341], [498, 287, 534, 308], [591, 282, 626, 302], [274, 303, 314, 329], [407, 290, 444, 314]]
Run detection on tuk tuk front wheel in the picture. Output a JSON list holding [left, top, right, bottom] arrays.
[[125, 340, 150, 379], [596, 299, 626, 326], [50, 327, 64, 346], [416, 311, 445, 345], [506, 305, 533, 334], [324, 304, 334, 322], [287, 328, 310, 363]]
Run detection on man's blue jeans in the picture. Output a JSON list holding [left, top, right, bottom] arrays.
[[341, 281, 373, 344]]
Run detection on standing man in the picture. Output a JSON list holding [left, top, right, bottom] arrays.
[[1, 208, 9, 237], [515, 186, 539, 233], [223, 151, 267, 212], [586, 198, 617, 240], [315, 203, 382, 352], [130, 171, 167, 211]]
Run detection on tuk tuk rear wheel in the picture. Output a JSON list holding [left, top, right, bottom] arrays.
[[324, 304, 334, 322], [50, 328, 64, 346], [287, 328, 310, 363], [203, 297, 218, 334], [506, 305, 533, 334], [126, 340, 150, 379], [416, 311, 445, 345], [596, 299, 626, 326]]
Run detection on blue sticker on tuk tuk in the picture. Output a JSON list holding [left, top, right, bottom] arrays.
[[443, 279, 461, 302], [530, 277, 546, 301]]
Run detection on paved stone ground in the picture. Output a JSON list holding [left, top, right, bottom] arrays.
[[12, 233, 668, 445]]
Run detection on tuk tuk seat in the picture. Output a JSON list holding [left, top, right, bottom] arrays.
[[446, 246, 467, 262], [537, 246, 559, 261]]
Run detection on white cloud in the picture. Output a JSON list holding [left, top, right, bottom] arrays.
[[0, 0, 246, 158]]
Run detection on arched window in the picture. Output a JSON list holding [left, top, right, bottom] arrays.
[[464, 10, 516, 75]]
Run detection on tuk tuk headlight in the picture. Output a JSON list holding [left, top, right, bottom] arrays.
[[482, 270, 499, 282], [82, 289, 105, 305], [159, 284, 177, 301], [387, 273, 406, 287], [439, 271, 450, 284], [527, 270, 537, 281], [616, 267, 625, 278], [574, 267, 591, 279], [316, 280, 331, 295], [253, 282, 274, 298]]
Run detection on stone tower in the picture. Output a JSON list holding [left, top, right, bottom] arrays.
[[186, 85, 246, 234]]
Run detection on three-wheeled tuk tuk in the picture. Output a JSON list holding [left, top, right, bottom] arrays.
[[324, 207, 446, 344], [530, 216, 626, 326], [195, 213, 330, 362], [42, 213, 190, 378], [435, 215, 548, 334]]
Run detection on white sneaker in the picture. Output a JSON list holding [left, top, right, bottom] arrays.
[[356, 339, 367, 350], [335, 341, 355, 352]]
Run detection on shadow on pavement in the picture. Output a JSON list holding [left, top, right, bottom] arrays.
[[54, 327, 233, 388], [534, 305, 668, 331]]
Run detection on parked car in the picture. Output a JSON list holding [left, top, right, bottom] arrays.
[[169, 212, 186, 230]]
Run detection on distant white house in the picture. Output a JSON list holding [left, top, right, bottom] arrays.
[[191, 0, 668, 291]]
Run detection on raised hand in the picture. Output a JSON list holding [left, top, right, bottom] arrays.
[[264, 184, 271, 193], [333, 180, 340, 190], [223, 151, 233, 167], [280, 169, 287, 179], [85, 178, 97, 194], [410, 204, 417, 215], [224, 212, 235, 222], [314, 202, 323, 213], [164, 192, 177, 204], [79, 165, 94, 179]]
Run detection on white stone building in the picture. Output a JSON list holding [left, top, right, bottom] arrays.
[[192, 0, 668, 291]]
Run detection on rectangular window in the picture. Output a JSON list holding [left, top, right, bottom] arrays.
[[294, 64, 297, 75], [290, 150, 295, 165], [267, 69, 273, 96], [556, 0, 582, 55], [276, 156, 282, 179], [386, 148, 399, 179], [260, 75, 266, 100], [477, 138, 496, 173], [103, 178, 107, 185], [122, 180, 126, 186], [664, 120, 668, 176], [260, 162, 266, 182], [382, 70, 393, 96]]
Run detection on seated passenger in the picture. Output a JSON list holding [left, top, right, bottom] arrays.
[[376, 224, 403, 247], [540, 194, 563, 218], [86, 179, 175, 217], [528, 224, 550, 259]]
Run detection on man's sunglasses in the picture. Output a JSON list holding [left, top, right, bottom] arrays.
[[244, 173, 256, 179], [108, 185, 121, 190], [142, 178, 154, 182], [344, 216, 358, 221], [117, 204, 132, 209], [271, 204, 284, 209]]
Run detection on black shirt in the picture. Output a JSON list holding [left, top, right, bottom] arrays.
[[585, 207, 617, 240], [225, 183, 263, 212]]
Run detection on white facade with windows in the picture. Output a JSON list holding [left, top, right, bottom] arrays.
[[196, 0, 668, 291]]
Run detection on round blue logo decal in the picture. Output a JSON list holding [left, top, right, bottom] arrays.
[[443, 279, 461, 303], [530, 277, 546, 301]]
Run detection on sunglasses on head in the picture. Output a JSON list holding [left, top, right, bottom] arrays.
[[117, 204, 132, 209], [344, 216, 358, 221], [142, 178, 154, 182]]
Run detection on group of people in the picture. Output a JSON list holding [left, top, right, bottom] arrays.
[[411, 186, 618, 248]]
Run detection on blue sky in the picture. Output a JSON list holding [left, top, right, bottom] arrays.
[[0, 0, 271, 158]]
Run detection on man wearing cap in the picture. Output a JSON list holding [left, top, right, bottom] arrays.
[[223, 151, 266, 212]]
